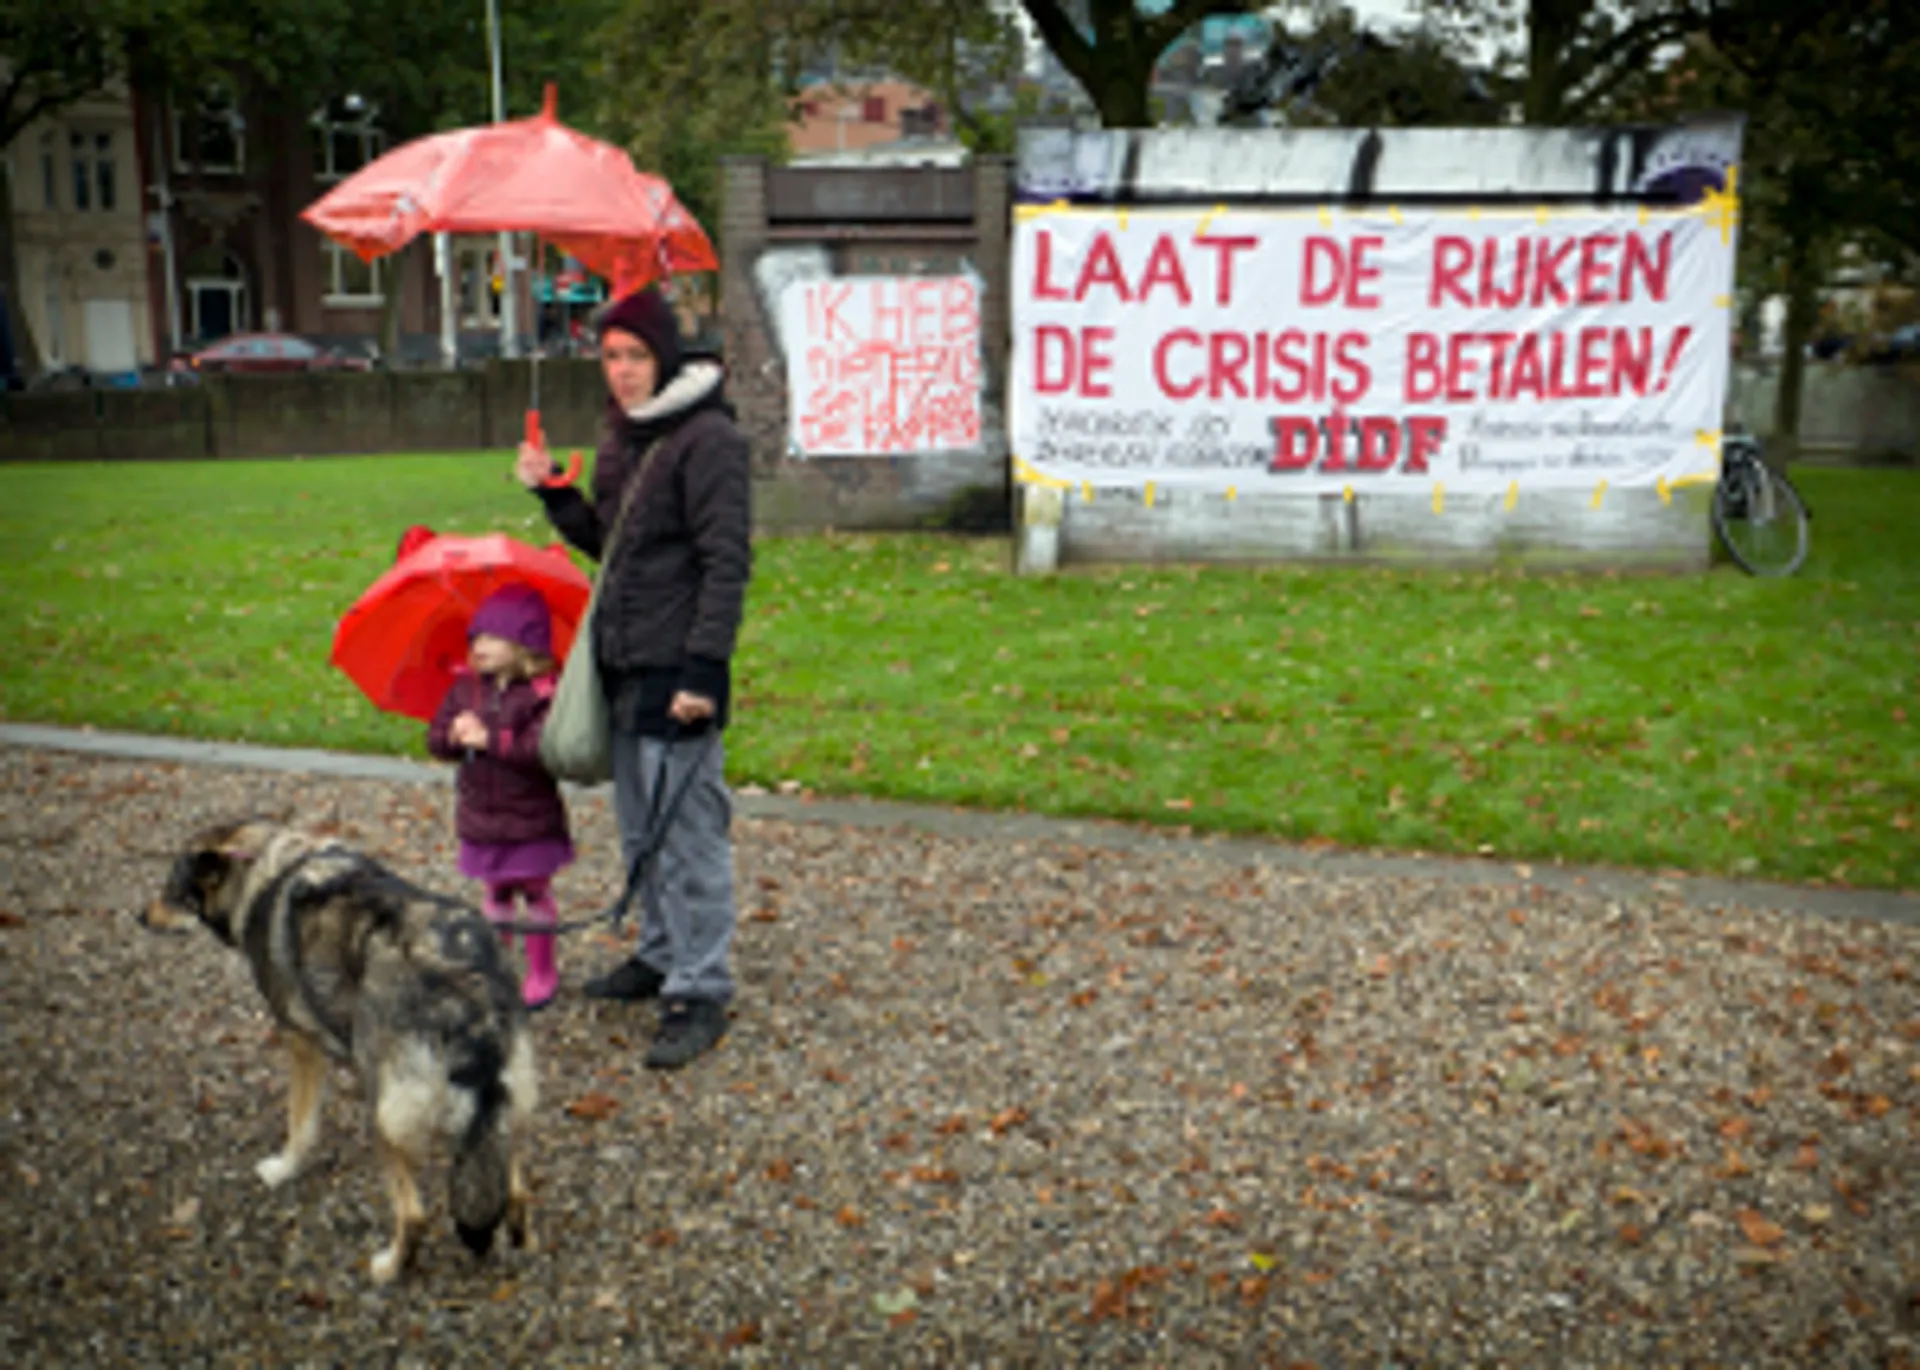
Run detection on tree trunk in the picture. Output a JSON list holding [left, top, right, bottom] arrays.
[[1091, 64, 1153, 127], [378, 244, 406, 366], [0, 169, 45, 381], [1524, 0, 1584, 124], [1771, 216, 1819, 468]]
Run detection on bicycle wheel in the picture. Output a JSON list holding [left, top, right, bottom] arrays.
[[1713, 460, 1810, 576]]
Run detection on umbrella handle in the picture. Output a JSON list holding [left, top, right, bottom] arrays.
[[526, 410, 581, 487]]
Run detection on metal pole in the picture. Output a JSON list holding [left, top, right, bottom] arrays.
[[487, 0, 518, 360], [436, 232, 456, 369]]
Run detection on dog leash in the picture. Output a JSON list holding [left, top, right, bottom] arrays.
[[485, 726, 717, 938]]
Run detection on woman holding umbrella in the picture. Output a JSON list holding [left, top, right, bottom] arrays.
[[516, 287, 751, 1070]]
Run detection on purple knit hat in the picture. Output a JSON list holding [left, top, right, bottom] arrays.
[[468, 584, 552, 656], [594, 286, 682, 384]]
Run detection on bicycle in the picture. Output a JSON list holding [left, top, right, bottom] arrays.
[[1712, 429, 1811, 577]]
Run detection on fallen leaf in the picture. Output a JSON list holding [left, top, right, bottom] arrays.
[[1734, 1208, 1786, 1247], [989, 1106, 1030, 1135], [835, 1205, 865, 1228], [873, 1288, 919, 1317], [645, 1227, 679, 1249], [720, 1320, 762, 1350], [565, 1091, 620, 1122], [1164, 798, 1193, 811]]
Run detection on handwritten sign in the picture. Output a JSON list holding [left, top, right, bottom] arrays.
[[782, 276, 983, 456], [1011, 206, 1736, 493]]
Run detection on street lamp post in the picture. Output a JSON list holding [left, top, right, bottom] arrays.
[[486, 0, 519, 359]]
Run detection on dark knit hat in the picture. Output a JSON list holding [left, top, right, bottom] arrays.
[[468, 584, 552, 657], [594, 286, 682, 385]]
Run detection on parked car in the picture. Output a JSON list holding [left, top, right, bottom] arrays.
[[189, 332, 372, 375]]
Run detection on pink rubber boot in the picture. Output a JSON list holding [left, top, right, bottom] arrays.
[[520, 886, 558, 1011]]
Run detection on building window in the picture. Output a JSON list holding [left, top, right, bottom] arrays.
[[71, 131, 116, 211], [321, 239, 384, 304], [311, 96, 382, 181], [71, 132, 90, 210], [40, 131, 56, 209], [175, 87, 244, 174], [862, 95, 886, 123]]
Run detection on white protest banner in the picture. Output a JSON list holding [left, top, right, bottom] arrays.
[[781, 275, 983, 456], [1010, 201, 1738, 494]]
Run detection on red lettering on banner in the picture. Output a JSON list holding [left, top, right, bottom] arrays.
[[1431, 237, 1473, 307], [1576, 235, 1617, 306], [1622, 231, 1672, 303], [1508, 334, 1544, 400], [1138, 234, 1193, 305], [1209, 332, 1251, 399], [1356, 417, 1399, 471], [1481, 240, 1529, 309], [1267, 413, 1446, 475], [1532, 238, 1574, 307], [1427, 231, 1676, 308], [1402, 325, 1679, 403], [1318, 405, 1350, 473], [1613, 327, 1652, 393], [1332, 333, 1371, 403], [1445, 331, 1479, 403], [813, 283, 855, 341], [1405, 332, 1442, 403], [1576, 326, 1611, 397], [1350, 237, 1384, 308], [1154, 329, 1204, 399], [1034, 230, 1071, 301], [1484, 331, 1519, 395], [1035, 325, 1075, 394], [1076, 232, 1131, 303], [1403, 416, 1448, 474], [1079, 326, 1114, 397], [1269, 416, 1317, 471], [1194, 235, 1258, 306], [1270, 329, 1314, 401], [1302, 237, 1343, 307], [1034, 324, 1120, 397]]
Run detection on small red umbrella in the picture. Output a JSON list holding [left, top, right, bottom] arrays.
[[301, 83, 716, 476], [331, 528, 592, 722]]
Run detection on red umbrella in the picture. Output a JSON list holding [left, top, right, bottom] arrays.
[[301, 84, 716, 476], [301, 84, 715, 296], [331, 529, 592, 723]]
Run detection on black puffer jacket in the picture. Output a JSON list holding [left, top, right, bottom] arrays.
[[534, 359, 752, 736]]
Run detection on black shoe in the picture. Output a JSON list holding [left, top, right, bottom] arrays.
[[645, 999, 728, 1069], [581, 957, 666, 1002]]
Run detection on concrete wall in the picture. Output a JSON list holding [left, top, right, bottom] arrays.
[[0, 359, 606, 463], [1729, 362, 1920, 462]]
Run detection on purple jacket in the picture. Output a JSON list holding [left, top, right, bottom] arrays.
[[427, 669, 570, 847]]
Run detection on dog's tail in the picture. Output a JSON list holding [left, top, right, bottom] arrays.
[[446, 1029, 513, 1256]]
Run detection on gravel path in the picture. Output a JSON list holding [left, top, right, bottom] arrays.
[[1, 742, 1915, 1367]]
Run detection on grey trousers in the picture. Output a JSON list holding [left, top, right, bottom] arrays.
[[610, 730, 736, 1005]]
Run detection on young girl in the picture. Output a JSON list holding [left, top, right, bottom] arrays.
[[427, 584, 573, 1010]]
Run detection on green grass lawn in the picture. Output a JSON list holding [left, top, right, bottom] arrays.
[[1, 454, 1914, 890]]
